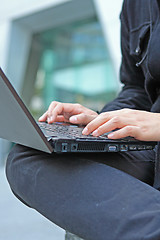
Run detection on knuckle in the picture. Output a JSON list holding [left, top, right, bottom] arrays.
[[123, 108, 129, 111], [82, 113, 87, 119], [99, 112, 107, 119], [75, 103, 81, 107], [51, 100, 58, 106], [122, 108, 130, 114], [141, 126, 148, 133], [57, 102, 62, 107], [126, 126, 133, 134], [112, 116, 120, 124], [74, 103, 82, 109], [49, 101, 57, 109], [48, 101, 59, 115]]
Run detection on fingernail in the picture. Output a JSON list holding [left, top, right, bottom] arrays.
[[39, 113, 45, 120], [48, 117, 53, 123], [39, 116, 43, 121], [92, 130, 99, 137], [108, 133, 114, 138], [82, 128, 88, 135], [70, 116, 77, 123]]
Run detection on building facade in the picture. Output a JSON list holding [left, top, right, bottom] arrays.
[[0, 0, 123, 163]]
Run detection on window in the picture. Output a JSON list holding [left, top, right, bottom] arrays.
[[29, 17, 118, 119]]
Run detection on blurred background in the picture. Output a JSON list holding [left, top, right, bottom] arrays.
[[0, 0, 123, 239]]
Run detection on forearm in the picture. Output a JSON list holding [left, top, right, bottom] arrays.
[[101, 1, 152, 113], [101, 85, 152, 113]]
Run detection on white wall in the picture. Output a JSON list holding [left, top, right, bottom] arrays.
[[0, 0, 70, 70], [0, 21, 10, 71], [0, 0, 70, 21]]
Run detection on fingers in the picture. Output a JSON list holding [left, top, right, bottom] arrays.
[[48, 102, 64, 123], [38, 101, 98, 125], [82, 112, 110, 135], [38, 101, 60, 122], [69, 113, 97, 125], [108, 126, 141, 139], [82, 110, 137, 137], [92, 116, 125, 137], [39, 101, 75, 123], [38, 111, 48, 122], [82, 113, 129, 136], [38, 106, 159, 141]]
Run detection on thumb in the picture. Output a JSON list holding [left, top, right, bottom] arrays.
[[69, 113, 96, 125]]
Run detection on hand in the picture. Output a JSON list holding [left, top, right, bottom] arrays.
[[39, 101, 98, 125], [82, 108, 160, 141]]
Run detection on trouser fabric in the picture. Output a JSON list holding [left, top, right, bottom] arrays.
[[6, 144, 160, 240]]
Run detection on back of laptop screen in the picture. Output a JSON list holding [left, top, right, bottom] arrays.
[[0, 70, 53, 153]]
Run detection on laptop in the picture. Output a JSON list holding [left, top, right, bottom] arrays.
[[0, 68, 157, 153]]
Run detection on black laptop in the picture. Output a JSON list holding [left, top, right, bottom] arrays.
[[0, 68, 157, 153]]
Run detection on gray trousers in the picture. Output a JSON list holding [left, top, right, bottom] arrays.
[[6, 144, 160, 240]]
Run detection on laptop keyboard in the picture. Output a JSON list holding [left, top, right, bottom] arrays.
[[38, 122, 134, 141], [38, 122, 111, 139]]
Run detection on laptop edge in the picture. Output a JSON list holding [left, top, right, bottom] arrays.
[[0, 68, 53, 153]]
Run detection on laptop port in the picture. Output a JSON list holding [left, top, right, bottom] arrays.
[[108, 145, 118, 152], [120, 145, 128, 152], [145, 145, 154, 150], [62, 143, 68, 152], [129, 145, 137, 150], [137, 145, 146, 150], [71, 144, 78, 151]]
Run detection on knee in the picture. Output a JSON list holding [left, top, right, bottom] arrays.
[[6, 144, 20, 191], [6, 144, 36, 207]]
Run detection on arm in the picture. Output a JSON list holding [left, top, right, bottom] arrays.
[[101, 1, 152, 113]]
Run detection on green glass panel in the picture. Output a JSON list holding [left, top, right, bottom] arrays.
[[30, 17, 118, 116]]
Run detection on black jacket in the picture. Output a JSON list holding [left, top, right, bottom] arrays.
[[101, 0, 160, 189], [101, 0, 160, 113]]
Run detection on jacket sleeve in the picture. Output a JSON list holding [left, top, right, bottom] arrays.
[[100, 0, 152, 113]]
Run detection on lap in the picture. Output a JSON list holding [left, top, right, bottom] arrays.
[[7, 143, 155, 186], [6, 144, 160, 240], [6, 144, 155, 209]]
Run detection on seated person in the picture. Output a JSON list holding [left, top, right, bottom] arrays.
[[6, 1, 160, 239]]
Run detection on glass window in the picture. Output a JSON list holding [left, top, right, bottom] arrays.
[[29, 17, 118, 119]]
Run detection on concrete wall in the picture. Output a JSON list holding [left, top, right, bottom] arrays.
[[0, 0, 123, 162], [0, 0, 123, 76], [0, 0, 70, 72]]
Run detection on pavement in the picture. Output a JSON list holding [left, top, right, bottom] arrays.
[[0, 166, 65, 240]]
